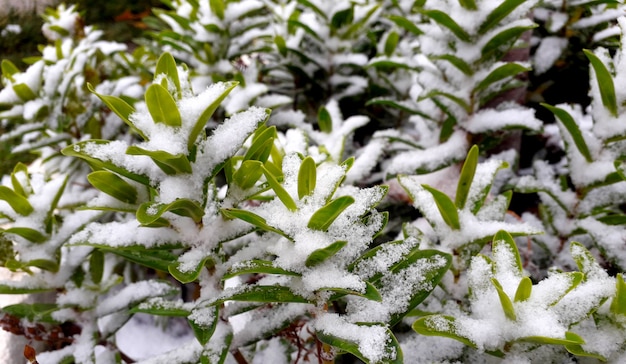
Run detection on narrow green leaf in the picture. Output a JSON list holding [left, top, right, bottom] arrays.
[[244, 126, 276, 162], [478, 0, 526, 34], [169, 257, 212, 284], [493, 230, 523, 275], [209, 0, 225, 20], [542, 104, 593, 163], [221, 208, 290, 239], [491, 278, 516, 321], [422, 185, 460, 230], [318, 106, 333, 133], [433, 55, 474, 75], [89, 250, 104, 284], [565, 343, 607, 361], [474, 63, 530, 94], [87, 83, 146, 140], [611, 273, 626, 316], [459, 0, 477, 10], [62, 141, 150, 185], [384, 31, 400, 57], [326, 281, 382, 302], [275, 35, 287, 57], [570, 242, 600, 276], [298, 156, 316, 199], [137, 198, 204, 225], [413, 315, 477, 348], [308, 196, 355, 231], [422, 10, 471, 42], [233, 160, 264, 189], [10, 163, 29, 198], [456, 145, 478, 209], [584, 49, 618, 117], [387, 15, 422, 35], [24, 259, 59, 273], [126, 146, 192, 175], [521, 331, 585, 346], [214, 286, 311, 304], [89, 244, 179, 272], [305, 241, 347, 268], [263, 166, 297, 211], [155, 52, 181, 99], [317, 324, 402, 364], [481, 25, 536, 61], [188, 81, 238, 150], [331, 6, 354, 30], [87, 171, 138, 204], [2, 227, 46, 243], [0, 186, 33, 216], [514, 276, 532, 302], [0, 285, 52, 294], [130, 299, 191, 317], [421, 90, 471, 113], [145, 83, 181, 127], [1, 303, 61, 323], [223, 260, 301, 280]]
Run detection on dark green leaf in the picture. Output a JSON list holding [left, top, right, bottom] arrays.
[[422, 10, 471, 42], [2, 227, 46, 243], [305, 241, 347, 267], [317, 324, 402, 364], [126, 146, 192, 175], [459, 0, 477, 10], [215, 285, 311, 304], [318, 106, 333, 133], [189, 305, 219, 345], [478, 0, 526, 34], [455, 145, 478, 209], [1, 303, 61, 323], [130, 299, 191, 317], [413, 315, 476, 347], [308, 196, 355, 231], [145, 83, 181, 127], [331, 6, 354, 30], [481, 25, 536, 61], [542, 104, 593, 163], [584, 49, 618, 117], [422, 185, 460, 230], [221, 208, 290, 239], [384, 31, 399, 57], [223, 260, 301, 280], [0, 284, 52, 294], [432, 55, 474, 75], [89, 250, 104, 284], [169, 257, 213, 284], [387, 15, 422, 35], [87, 171, 138, 204], [474, 63, 530, 94], [87, 83, 146, 140], [244, 126, 276, 163], [298, 156, 316, 199], [275, 35, 287, 57], [326, 281, 382, 302], [137, 198, 204, 225]]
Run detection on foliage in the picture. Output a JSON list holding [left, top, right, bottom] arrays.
[[2, 1, 626, 363]]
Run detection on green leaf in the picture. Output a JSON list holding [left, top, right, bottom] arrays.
[[481, 25, 536, 61], [331, 6, 354, 30], [570, 242, 601, 275], [10, 163, 29, 198], [420, 90, 471, 113], [493, 230, 523, 275], [305, 241, 347, 268], [611, 273, 626, 316], [459, 0, 477, 10], [387, 15, 422, 35], [126, 146, 192, 175], [584, 49, 618, 117], [233, 160, 264, 189], [2, 227, 46, 243], [422, 10, 471, 42], [521, 331, 585, 346], [189, 306, 218, 345], [491, 278, 516, 321], [308, 196, 355, 231], [223, 260, 301, 280], [413, 315, 476, 348], [215, 285, 311, 305], [565, 343, 607, 361], [137, 198, 204, 225], [1, 303, 61, 323], [298, 156, 316, 199], [244, 126, 276, 163], [514, 276, 532, 302], [0, 284, 52, 294], [155, 52, 181, 99], [478, 0, 526, 34], [145, 83, 181, 127], [326, 281, 382, 302], [274, 35, 287, 57], [87, 83, 146, 140], [130, 298, 191, 317], [474, 63, 530, 94], [12, 83, 37, 101], [89, 244, 179, 272], [384, 31, 399, 57], [0, 186, 33, 216], [188, 81, 238, 150], [221, 208, 290, 239], [422, 185, 460, 230], [87, 171, 138, 204], [209, 0, 225, 20], [455, 145, 478, 209], [89, 250, 104, 284], [542, 104, 593, 163], [262, 166, 297, 211], [169, 257, 212, 284], [1, 59, 19, 80], [432, 55, 473, 76], [387, 250, 452, 326], [62, 141, 151, 185], [317, 324, 403, 364], [317, 106, 333, 133]]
